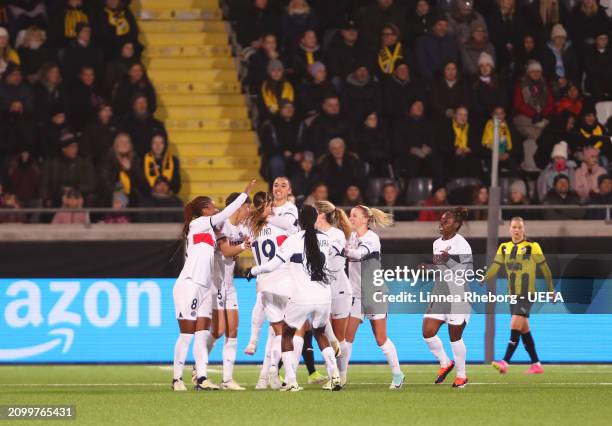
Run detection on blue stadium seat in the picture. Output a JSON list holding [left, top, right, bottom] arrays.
[[404, 177, 432, 205]]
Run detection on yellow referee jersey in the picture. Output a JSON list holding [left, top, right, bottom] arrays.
[[483, 240, 554, 295]]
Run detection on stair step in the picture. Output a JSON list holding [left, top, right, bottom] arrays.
[[137, 8, 222, 21], [175, 142, 257, 156], [183, 181, 267, 197], [159, 93, 244, 107], [168, 131, 256, 144], [181, 156, 260, 169], [180, 189, 266, 206], [157, 106, 247, 120], [136, 0, 220, 11], [143, 44, 230, 58], [149, 69, 237, 83], [144, 56, 235, 69], [139, 20, 226, 33], [165, 118, 251, 131], [154, 81, 240, 95], [140, 32, 228, 46], [181, 168, 256, 180]]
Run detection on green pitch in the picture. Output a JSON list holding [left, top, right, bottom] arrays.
[[1, 364, 611, 425]]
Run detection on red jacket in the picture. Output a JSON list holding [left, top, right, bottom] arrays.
[[512, 81, 555, 118], [554, 97, 583, 116], [418, 197, 446, 222]]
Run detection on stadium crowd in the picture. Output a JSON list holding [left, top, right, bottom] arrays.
[[232, 0, 612, 220], [0, 0, 183, 224]]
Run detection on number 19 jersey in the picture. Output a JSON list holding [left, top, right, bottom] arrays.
[[250, 222, 289, 266]]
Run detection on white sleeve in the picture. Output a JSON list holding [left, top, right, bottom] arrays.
[[346, 235, 379, 260], [210, 193, 247, 227], [267, 214, 298, 232], [189, 216, 213, 233], [251, 255, 285, 275]]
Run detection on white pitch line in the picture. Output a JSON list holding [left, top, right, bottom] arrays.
[[148, 366, 222, 373], [3, 382, 612, 387]]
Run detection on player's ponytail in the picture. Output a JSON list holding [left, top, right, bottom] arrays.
[[182, 196, 212, 239], [299, 205, 328, 284], [246, 191, 272, 236], [356, 205, 393, 228], [315, 200, 351, 239]]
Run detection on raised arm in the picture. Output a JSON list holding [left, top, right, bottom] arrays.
[[251, 255, 284, 276], [267, 214, 298, 232], [210, 192, 248, 227]]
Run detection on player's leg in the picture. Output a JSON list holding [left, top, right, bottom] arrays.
[[255, 326, 274, 389], [171, 279, 199, 391], [220, 298, 244, 390], [521, 317, 544, 374], [493, 314, 524, 374], [330, 295, 351, 380], [208, 288, 225, 353], [370, 317, 404, 389], [245, 291, 265, 355], [423, 316, 454, 383], [311, 305, 342, 390], [340, 297, 364, 384], [281, 303, 309, 391], [303, 323, 326, 384], [448, 320, 468, 388]]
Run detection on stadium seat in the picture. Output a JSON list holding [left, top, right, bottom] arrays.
[[499, 177, 515, 204], [366, 178, 393, 204], [404, 177, 432, 205], [446, 177, 482, 205], [596, 101, 612, 126]]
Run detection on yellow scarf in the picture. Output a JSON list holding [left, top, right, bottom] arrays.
[[580, 125, 604, 149], [306, 51, 314, 65], [482, 119, 512, 151], [378, 43, 403, 74], [261, 80, 294, 114], [144, 151, 175, 188], [452, 120, 469, 150], [64, 9, 89, 38], [119, 170, 131, 195], [105, 7, 130, 36]]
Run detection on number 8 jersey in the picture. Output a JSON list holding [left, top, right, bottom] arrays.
[[250, 222, 289, 267]]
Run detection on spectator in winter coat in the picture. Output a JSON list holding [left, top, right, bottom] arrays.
[[527, 0, 569, 45], [437, 105, 482, 180], [459, 21, 496, 78], [415, 15, 459, 81], [258, 59, 294, 121], [0, 63, 35, 161], [568, 0, 611, 58], [304, 94, 353, 157], [16, 25, 50, 83], [303, 181, 328, 207], [574, 146, 607, 201], [376, 23, 411, 79], [40, 132, 96, 207], [341, 63, 382, 126], [60, 22, 104, 84], [48, 0, 90, 50], [90, 0, 139, 59], [112, 61, 156, 118], [470, 52, 507, 131], [481, 106, 520, 176], [236, 0, 279, 48], [296, 61, 336, 117], [66, 65, 104, 131], [392, 99, 440, 183], [120, 94, 167, 158], [355, 0, 406, 51], [574, 104, 612, 159], [407, 0, 435, 50], [502, 180, 536, 220], [247, 33, 282, 93], [512, 60, 555, 170], [446, 0, 487, 47], [104, 41, 136, 95], [279, 0, 318, 50], [486, 0, 527, 72], [554, 82, 583, 116], [541, 24, 579, 97], [586, 174, 612, 219], [79, 103, 117, 164], [317, 137, 364, 204], [290, 151, 319, 199], [511, 33, 543, 82], [6, 151, 41, 208], [103, 191, 131, 223], [51, 188, 87, 224], [324, 19, 369, 88], [139, 176, 184, 223], [535, 111, 579, 168], [381, 61, 424, 123], [289, 29, 323, 83], [537, 141, 577, 201], [429, 60, 470, 121], [542, 174, 584, 219], [0, 26, 20, 77], [378, 181, 413, 221], [584, 30, 612, 101], [258, 101, 302, 182], [352, 111, 390, 177], [143, 133, 181, 195], [341, 184, 364, 207], [418, 186, 448, 221]]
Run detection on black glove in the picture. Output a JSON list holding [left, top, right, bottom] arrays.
[[245, 270, 254, 282]]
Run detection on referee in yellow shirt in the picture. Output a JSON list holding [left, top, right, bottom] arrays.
[[482, 217, 554, 375]]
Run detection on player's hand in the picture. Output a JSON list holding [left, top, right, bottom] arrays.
[[243, 239, 252, 249], [244, 179, 257, 194]]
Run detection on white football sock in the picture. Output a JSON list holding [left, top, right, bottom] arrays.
[[193, 330, 210, 378], [282, 351, 297, 384], [292, 336, 304, 370], [321, 346, 339, 378], [206, 332, 218, 354], [325, 320, 338, 344], [258, 327, 274, 380], [173, 333, 193, 380], [450, 339, 467, 378], [424, 335, 450, 367], [222, 337, 238, 382], [271, 334, 282, 369], [249, 294, 265, 343], [380, 339, 402, 375], [338, 341, 352, 378]]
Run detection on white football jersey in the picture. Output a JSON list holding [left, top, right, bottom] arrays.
[[347, 230, 381, 298], [273, 201, 299, 232], [432, 233, 473, 289], [322, 226, 352, 298], [249, 222, 289, 266], [179, 216, 216, 287], [213, 219, 249, 289], [277, 230, 332, 304]]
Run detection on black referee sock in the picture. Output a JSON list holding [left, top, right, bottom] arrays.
[[302, 331, 316, 375], [503, 329, 522, 363], [521, 331, 540, 363]]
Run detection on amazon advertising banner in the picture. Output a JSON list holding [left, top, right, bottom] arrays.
[[0, 278, 611, 363]]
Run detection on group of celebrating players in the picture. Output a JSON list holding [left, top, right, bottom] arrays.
[[170, 177, 553, 392]]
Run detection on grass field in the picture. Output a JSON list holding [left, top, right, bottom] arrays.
[[1, 364, 611, 425]]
